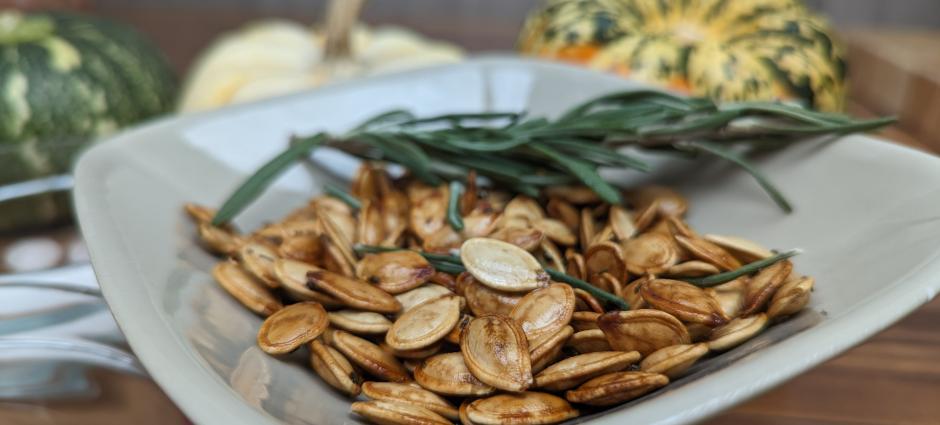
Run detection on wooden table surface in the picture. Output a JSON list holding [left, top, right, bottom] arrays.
[[15, 2, 940, 424]]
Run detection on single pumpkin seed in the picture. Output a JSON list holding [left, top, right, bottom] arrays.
[[767, 276, 814, 319], [427, 271, 458, 292], [212, 261, 282, 316], [621, 276, 650, 310], [308, 269, 402, 314], [489, 226, 544, 252], [351, 164, 380, 201], [350, 399, 450, 425], [237, 242, 281, 288], [381, 342, 444, 360], [632, 201, 660, 232], [567, 329, 612, 353], [328, 330, 411, 383], [535, 351, 640, 391], [589, 272, 623, 299], [529, 325, 574, 373], [564, 250, 586, 281], [565, 371, 669, 406], [704, 234, 774, 263], [465, 392, 579, 425], [198, 222, 244, 255], [708, 313, 769, 351], [674, 235, 742, 271], [546, 198, 579, 231], [573, 288, 605, 314], [184, 203, 216, 224], [540, 239, 566, 272], [597, 309, 690, 356], [414, 352, 495, 397], [609, 206, 636, 241], [356, 251, 434, 295], [589, 224, 616, 246], [510, 283, 575, 342], [628, 186, 688, 217], [704, 276, 748, 319], [257, 302, 329, 354], [320, 234, 356, 277], [585, 241, 627, 283], [640, 279, 729, 326], [665, 261, 721, 278], [444, 313, 474, 345], [460, 315, 533, 392], [357, 199, 386, 246], [639, 343, 709, 379], [329, 310, 393, 335], [461, 210, 500, 238], [533, 218, 577, 246], [311, 195, 355, 217], [461, 272, 524, 317], [362, 381, 459, 421], [316, 209, 358, 269], [409, 187, 448, 241], [309, 339, 362, 396], [571, 311, 600, 332], [503, 195, 545, 221], [395, 285, 454, 315], [277, 234, 321, 264], [460, 238, 550, 293], [579, 208, 596, 252], [740, 260, 793, 317], [272, 259, 342, 307], [422, 226, 464, 254], [387, 294, 462, 351], [622, 232, 680, 275]]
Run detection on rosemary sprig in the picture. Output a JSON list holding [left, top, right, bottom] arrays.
[[353, 244, 630, 310], [682, 249, 802, 287], [447, 181, 465, 231], [211, 90, 894, 225], [324, 183, 361, 210]]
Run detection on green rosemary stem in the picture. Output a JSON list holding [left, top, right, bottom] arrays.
[[447, 181, 465, 231], [545, 267, 630, 310], [682, 249, 802, 287], [323, 183, 361, 210]]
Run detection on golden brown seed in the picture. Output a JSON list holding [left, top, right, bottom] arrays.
[[197, 222, 244, 255], [395, 285, 454, 315], [464, 392, 579, 425], [421, 226, 464, 254], [589, 272, 623, 298], [236, 242, 281, 288], [499, 216, 531, 230], [640, 343, 709, 379], [427, 271, 458, 292], [351, 164, 379, 201], [622, 232, 680, 275], [309, 339, 362, 396], [535, 351, 641, 391], [272, 259, 342, 307], [768, 276, 814, 319], [503, 195, 545, 221], [361, 381, 459, 421], [316, 209, 358, 269], [350, 400, 450, 425], [609, 206, 636, 241], [571, 311, 600, 332], [356, 251, 434, 295], [357, 199, 386, 246], [628, 185, 688, 217], [585, 241, 627, 283], [184, 203, 216, 223], [460, 238, 550, 293], [387, 295, 462, 351], [460, 315, 533, 392], [567, 329, 612, 353], [640, 279, 729, 326], [632, 200, 660, 232], [565, 371, 669, 406], [540, 239, 566, 271], [489, 226, 544, 252], [708, 313, 768, 351], [529, 325, 574, 373], [590, 224, 616, 246], [320, 235, 356, 277], [257, 302, 328, 354], [544, 185, 601, 204], [704, 234, 774, 263], [461, 211, 500, 238], [665, 261, 721, 277], [740, 260, 793, 316], [510, 283, 575, 342], [705, 277, 748, 319], [414, 352, 495, 397], [546, 198, 579, 231], [574, 289, 605, 314], [579, 208, 596, 252], [328, 330, 411, 383], [277, 235, 321, 264], [308, 269, 402, 314], [674, 235, 742, 271], [564, 250, 586, 281], [533, 218, 577, 246], [212, 261, 282, 316], [597, 309, 690, 356], [461, 273, 523, 317], [328, 310, 393, 335], [409, 187, 448, 241], [383, 342, 443, 360]]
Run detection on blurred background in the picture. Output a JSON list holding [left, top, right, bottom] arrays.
[[0, 1, 938, 424]]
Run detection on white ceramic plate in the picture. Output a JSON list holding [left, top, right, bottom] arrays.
[[74, 58, 940, 425]]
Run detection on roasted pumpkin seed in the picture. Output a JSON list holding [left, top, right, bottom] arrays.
[[237, 242, 281, 288], [566, 371, 669, 406], [567, 329, 612, 353], [564, 250, 587, 281], [277, 235, 321, 263], [395, 285, 453, 315], [329, 310, 394, 335], [414, 352, 495, 397], [361, 381, 459, 421], [545, 198, 579, 231], [529, 325, 574, 373], [627, 185, 688, 217], [533, 218, 577, 246], [639, 343, 709, 379], [461, 210, 500, 238], [328, 330, 411, 383], [356, 251, 434, 295], [571, 311, 600, 332], [579, 208, 596, 252], [573, 288, 605, 313], [510, 283, 575, 342], [461, 272, 523, 317], [640, 279, 729, 326], [212, 261, 282, 316], [585, 241, 627, 283], [381, 342, 444, 360], [665, 261, 721, 278], [674, 235, 742, 271], [622, 232, 680, 275], [198, 222, 244, 255], [271, 259, 342, 307], [503, 195, 544, 221], [609, 206, 636, 241], [740, 260, 793, 316], [597, 309, 690, 356], [387, 294, 462, 351], [257, 302, 329, 354], [464, 392, 579, 425], [308, 269, 402, 314], [489, 226, 544, 252], [705, 277, 748, 319], [708, 313, 768, 351], [767, 276, 814, 319], [460, 238, 549, 293], [535, 351, 641, 391], [704, 234, 774, 263], [351, 399, 450, 425], [539, 239, 566, 271], [410, 188, 448, 241], [309, 339, 362, 396], [460, 315, 533, 392]]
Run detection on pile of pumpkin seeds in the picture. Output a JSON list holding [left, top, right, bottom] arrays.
[[187, 163, 813, 425]]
